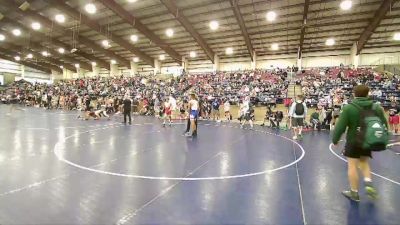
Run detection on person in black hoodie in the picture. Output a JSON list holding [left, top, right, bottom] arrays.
[[123, 96, 132, 124]]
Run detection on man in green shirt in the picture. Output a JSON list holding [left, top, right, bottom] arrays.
[[332, 85, 387, 202], [310, 109, 321, 131]]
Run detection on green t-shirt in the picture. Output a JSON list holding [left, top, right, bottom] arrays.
[[311, 112, 319, 120]]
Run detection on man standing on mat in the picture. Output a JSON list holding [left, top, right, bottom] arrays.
[[185, 93, 199, 137], [123, 96, 132, 125], [288, 95, 307, 140], [332, 85, 387, 202]]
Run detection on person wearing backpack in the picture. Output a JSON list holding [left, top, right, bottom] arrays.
[[289, 95, 307, 140], [332, 85, 388, 202]]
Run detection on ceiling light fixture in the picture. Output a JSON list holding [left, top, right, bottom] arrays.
[[91, 62, 97, 66], [133, 57, 139, 62], [14, 56, 21, 61], [189, 51, 196, 58], [393, 32, 400, 41], [130, 34, 138, 42], [31, 22, 41, 30], [159, 54, 165, 60], [127, 0, 137, 2], [12, 29, 21, 36], [58, 48, 65, 54], [60, 65, 64, 69], [55, 14, 66, 23], [340, 0, 352, 10], [266, 11, 277, 22], [0, 34, 5, 41], [75, 63, 80, 68], [166, 29, 174, 37], [102, 39, 110, 48], [325, 38, 335, 46], [26, 53, 33, 59], [209, 20, 219, 30], [271, 43, 279, 50], [85, 3, 97, 14], [111, 59, 117, 65], [225, 47, 233, 55], [41, 51, 49, 57]]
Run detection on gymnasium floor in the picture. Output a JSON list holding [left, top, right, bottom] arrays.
[[0, 105, 399, 225]]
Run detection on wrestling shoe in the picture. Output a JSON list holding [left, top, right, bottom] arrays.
[[342, 190, 360, 202], [365, 182, 378, 200]]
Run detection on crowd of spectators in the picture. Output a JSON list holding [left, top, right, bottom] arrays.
[[2, 66, 399, 133], [296, 67, 400, 133], [298, 67, 399, 108], [0, 69, 289, 119]]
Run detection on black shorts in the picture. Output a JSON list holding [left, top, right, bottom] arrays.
[[244, 113, 254, 121], [343, 142, 372, 158]]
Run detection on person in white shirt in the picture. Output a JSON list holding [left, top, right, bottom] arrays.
[[288, 95, 308, 140], [223, 99, 231, 121], [240, 97, 254, 129], [185, 93, 199, 137]]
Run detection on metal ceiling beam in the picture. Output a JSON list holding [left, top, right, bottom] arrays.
[[0, 19, 90, 71], [0, 0, 112, 70], [97, 0, 182, 64], [45, 0, 155, 67], [0, 53, 53, 74], [356, 0, 396, 54], [229, 0, 254, 61], [160, 0, 215, 63], [0, 47, 61, 73], [0, 20, 93, 71], [28, 42, 92, 71], [1, 42, 76, 71], [17, 1, 130, 67], [298, 0, 310, 59]]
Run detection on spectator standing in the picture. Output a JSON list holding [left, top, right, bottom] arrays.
[[223, 99, 231, 121], [123, 96, 132, 124], [211, 98, 220, 122], [289, 95, 307, 140], [389, 104, 399, 134]]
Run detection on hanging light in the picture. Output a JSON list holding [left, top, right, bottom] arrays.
[[60, 65, 64, 69], [340, 0, 352, 10], [325, 38, 335, 46], [14, 56, 21, 61], [55, 14, 66, 23], [31, 22, 41, 30], [159, 54, 165, 60], [12, 29, 21, 36], [393, 32, 400, 41], [225, 47, 233, 55], [91, 62, 97, 66], [130, 34, 138, 42], [133, 57, 139, 62], [266, 11, 277, 22], [85, 3, 97, 14], [111, 59, 117, 64], [75, 63, 80, 68], [26, 53, 33, 59], [166, 28, 174, 37], [42, 51, 49, 57], [0, 34, 5, 41], [58, 48, 65, 54], [209, 21, 219, 30], [102, 39, 110, 47], [271, 43, 279, 50], [189, 51, 196, 58]]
